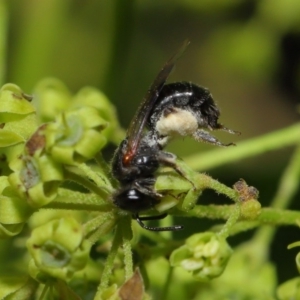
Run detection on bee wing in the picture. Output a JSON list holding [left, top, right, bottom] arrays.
[[124, 40, 190, 163]]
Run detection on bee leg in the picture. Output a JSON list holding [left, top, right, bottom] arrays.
[[192, 129, 235, 147], [214, 123, 240, 135], [157, 151, 196, 188], [157, 151, 178, 170], [133, 179, 163, 198]]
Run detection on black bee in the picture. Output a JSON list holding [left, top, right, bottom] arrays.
[[111, 41, 237, 231]]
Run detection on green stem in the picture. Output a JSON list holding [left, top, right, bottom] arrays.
[[77, 162, 113, 192], [47, 199, 111, 212], [173, 159, 239, 202], [83, 212, 116, 244], [95, 225, 123, 298], [196, 173, 239, 202], [167, 159, 239, 211], [253, 144, 300, 249], [94, 152, 116, 187], [184, 123, 300, 171], [219, 221, 260, 236], [174, 204, 234, 220], [160, 267, 174, 300], [120, 216, 133, 281], [267, 144, 300, 210], [45, 188, 113, 211], [39, 284, 49, 300], [174, 205, 300, 227], [64, 167, 111, 200], [257, 208, 300, 225], [218, 202, 241, 239]]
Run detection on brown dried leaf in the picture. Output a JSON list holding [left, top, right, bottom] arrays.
[[233, 178, 259, 202], [119, 269, 145, 300], [25, 124, 47, 155]]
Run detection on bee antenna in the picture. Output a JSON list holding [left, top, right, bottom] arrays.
[[133, 214, 183, 231]]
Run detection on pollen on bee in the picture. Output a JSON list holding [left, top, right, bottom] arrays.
[[155, 108, 198, 137]]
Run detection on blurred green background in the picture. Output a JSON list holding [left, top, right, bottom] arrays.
[[1, 0, 300, 285], [2, 1, 300, 157]]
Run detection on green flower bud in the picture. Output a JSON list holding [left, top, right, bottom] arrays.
[[72, 87, 124, 144], [0, 113, 39, 176], [9, 153, 63, 208], [0, 222, 24, 238], [277, 277, 300, 300], [0, 129, 24, 148], [3, 112, 39, 143], [0, 144, 24, 176], [28, 209, 85, 230], [46, 106, 107, 165], [240, 199, 261, 220], [170, 232, 232, 281], [0, 177, 33, 238], [155, 194, 179, 213], [155, 170, 192, 192], [33, 78, 72, 122], [0, 84, 36, 123], [0, 84, 38, 169], [27, 217, 91, 282], [155, 170, 194, 212], [9, 134, 63, 207]]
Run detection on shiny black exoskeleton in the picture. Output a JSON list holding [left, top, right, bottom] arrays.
[[112, 131, 182, 231], [112, 136, 160, 213], [111, 41, 237, 231]]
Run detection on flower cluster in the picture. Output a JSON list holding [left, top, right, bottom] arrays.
[[46, 106, 107, 165], [170, 232, 232, 281], [0, 81, 120, 225], [27, 217, 91, 282], [0, 79, 242, 299], [0, 80, 121, 289], [8, 125, 64, 208]]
